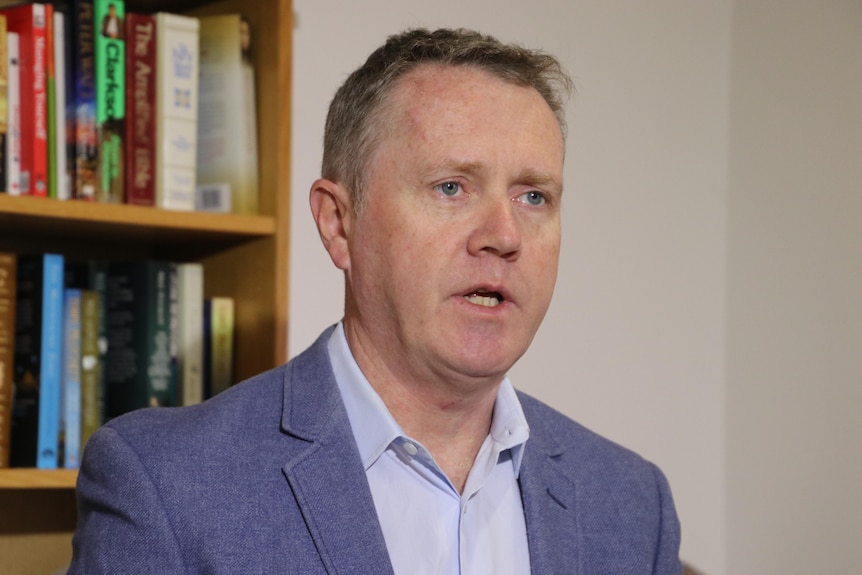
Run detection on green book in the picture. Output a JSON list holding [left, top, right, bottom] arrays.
[[94, 0, 125, 203], [105, 260, 175, 418]]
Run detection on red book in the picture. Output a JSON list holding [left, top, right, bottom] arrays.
[[124, 12, 156, 206], [0, 4, 48, 197]]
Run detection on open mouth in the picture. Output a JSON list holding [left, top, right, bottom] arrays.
[[463, 291, 503, 308]]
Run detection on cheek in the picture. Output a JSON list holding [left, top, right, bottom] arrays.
[[527, 228, 561, 289]]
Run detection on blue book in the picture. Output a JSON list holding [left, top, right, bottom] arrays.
[[61, 288, 82, 468], [10, 253, 65, 468], [36, 255, 64, 469]]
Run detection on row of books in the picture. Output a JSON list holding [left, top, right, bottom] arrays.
[[0, 1, 259, 214], [0, 252, 236, 469]]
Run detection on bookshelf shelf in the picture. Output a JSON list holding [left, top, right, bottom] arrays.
[[0, 469, 78, 489], [0, 194, 277, 260], [0, 0, 292, 572]]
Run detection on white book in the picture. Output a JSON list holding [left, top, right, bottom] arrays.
[[196, 14, 259, 214], [176, 262, 204, 406], [6, 31, 20, 196], [53, 11, 68, 200], [155, 13, 199, 211]]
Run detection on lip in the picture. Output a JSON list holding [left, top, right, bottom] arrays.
[[458, 283, 514, 309]]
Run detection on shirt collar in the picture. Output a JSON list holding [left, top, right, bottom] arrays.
[[327, 322, 530, 476]]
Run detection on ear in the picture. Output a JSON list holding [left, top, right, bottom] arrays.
[[309, 178, 353, 270]]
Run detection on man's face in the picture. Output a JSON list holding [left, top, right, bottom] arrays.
[[343, 64, 564, 389]]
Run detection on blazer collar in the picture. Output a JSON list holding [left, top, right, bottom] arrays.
[[278, 327, 395, 575], [519, 403, 583, 575]]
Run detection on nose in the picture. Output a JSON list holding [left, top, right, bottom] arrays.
[[466, 196, 522, 261]]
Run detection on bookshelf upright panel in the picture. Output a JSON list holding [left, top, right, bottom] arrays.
[[0, 1, 291, 573]]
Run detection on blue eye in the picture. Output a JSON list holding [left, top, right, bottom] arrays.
[[519, 191, 545, 206], [435, 182, 461, 197]]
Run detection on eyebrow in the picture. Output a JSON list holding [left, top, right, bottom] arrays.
[[421, 160, 562, 191]]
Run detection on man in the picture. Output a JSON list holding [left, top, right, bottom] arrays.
[[69, 28, 681, 574], [100, 3, 123, 39]]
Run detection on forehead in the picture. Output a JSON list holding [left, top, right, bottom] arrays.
[[373, 64, 564, 167]]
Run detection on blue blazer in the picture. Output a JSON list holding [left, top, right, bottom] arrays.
[[69, 328, 682, 574]]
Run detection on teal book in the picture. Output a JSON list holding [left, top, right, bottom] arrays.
[[94, 0, 124, 202], [105, 260, 175, 418], [10, 253, 64, 469]]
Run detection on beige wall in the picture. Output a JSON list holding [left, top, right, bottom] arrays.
[[726, 1, 862, 573], [289, 1, 861, 573]]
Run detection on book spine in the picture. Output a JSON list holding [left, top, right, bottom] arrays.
[[106, 260, 174, 418], [0, 252, 16, 467], [208, 296, 233, 397], [0, 16, 7, 194], [1, 4, 49, 196], [61, 287, 81, 468], [123, 12, 155, 205], [52, 10, 69, 200], [36, 253, 63, 469], [176, 263, 203, 406], [155, 13, 198, 211], [6, 32, 20, 196], [46, 5, 56, 198], [196, 14, 259, 214], [93, 0, 124, 203], [79, 289, 100, 447], [68, 0, 97, 200]]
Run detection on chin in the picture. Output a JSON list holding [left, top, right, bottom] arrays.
[[448, 348, 522, 382]]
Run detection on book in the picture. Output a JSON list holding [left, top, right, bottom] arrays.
[[123, 12, 155, 206], [175, 262, 203, 406], [196, 14, 259, 214], [61, 287, 81, 468], [0, 252, 16, 467], [0, 15, 7, 194], [10, 253, 64, 469], [94, 0, 124, 203], [5, 31, 20, 196], [79, 288, 100, 447], [51, 9, 69, 199], [203, 296, 233, 398], [105, 260, 175, 418], [65, 0, 98, 200], [46, 5, 55, 197], [65, 260, 107, 441], [0, 3, 49, 197], [154, 12, 198, 211]]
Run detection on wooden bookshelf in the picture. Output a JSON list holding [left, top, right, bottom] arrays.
[[0, 0, 292, 573]]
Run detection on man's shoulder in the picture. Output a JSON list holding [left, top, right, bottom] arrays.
[[517, 390, 661, 480], [102, 363, 290, 449], [103, 326, 338, 443]]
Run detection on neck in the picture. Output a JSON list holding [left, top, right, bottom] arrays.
[[380, 378, 498, 493], [344, 322, 500, 492]]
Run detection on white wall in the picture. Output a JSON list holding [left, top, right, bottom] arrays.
[[726, 1, 862, 573], [289, 2, 730, 573]]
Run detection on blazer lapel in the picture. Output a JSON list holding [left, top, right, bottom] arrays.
[[279, 329, 395, 575], [519, 436, 582, 575]]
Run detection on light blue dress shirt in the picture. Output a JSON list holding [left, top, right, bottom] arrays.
[[327, 323, 532, 574]]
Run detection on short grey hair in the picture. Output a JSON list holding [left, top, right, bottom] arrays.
[[321, 28, 573, 213]]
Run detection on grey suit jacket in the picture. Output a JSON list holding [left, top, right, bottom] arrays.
[[68, 327, 682, 574]]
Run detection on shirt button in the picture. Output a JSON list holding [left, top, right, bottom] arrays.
[[403, 442, 418, 457]]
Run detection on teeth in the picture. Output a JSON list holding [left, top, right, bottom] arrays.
[[464, 294, 501, 307]]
